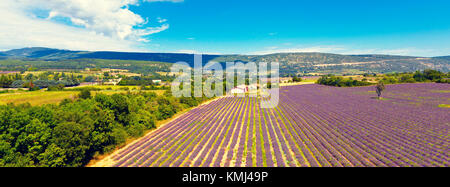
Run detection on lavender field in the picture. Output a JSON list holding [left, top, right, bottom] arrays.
[[104, 83, 449, 167]]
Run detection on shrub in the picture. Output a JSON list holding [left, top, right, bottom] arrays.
[[78, 89, 92, 99], [317, 75, 373, 87], [29, 86, 40, 91], [84, 76, 96, 82], [10, 80, 25, 88], [292, 76, 302, 82], [47, 84, 65, 91]]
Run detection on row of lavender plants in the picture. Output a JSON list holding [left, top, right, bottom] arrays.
[[109, 83, 448, 167]]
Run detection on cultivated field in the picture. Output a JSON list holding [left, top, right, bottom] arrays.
[[0, 87, 165, 106], [0, 91, 79, 105], [98, 83, 449, 167]]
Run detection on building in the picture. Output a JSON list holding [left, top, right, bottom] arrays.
[[231, 87, 246, 94], [231, 84, 249, 94], [103, 78, 122, 86]]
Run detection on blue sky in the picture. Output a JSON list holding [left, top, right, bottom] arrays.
[[133, 0, 450, 56], [1, 0, 449, 56]]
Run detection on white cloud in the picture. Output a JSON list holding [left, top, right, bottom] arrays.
[[16, 0, 170, 40], [0, 2, 138, 51], [157, 17, 168, 23], [0, 0, 173, 51]]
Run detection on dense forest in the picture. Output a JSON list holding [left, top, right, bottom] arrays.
[[0, 90, 209, 167]]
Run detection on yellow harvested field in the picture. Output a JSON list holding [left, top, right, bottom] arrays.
[[0, 91, 78, 106], [66, 85, 142, 90]]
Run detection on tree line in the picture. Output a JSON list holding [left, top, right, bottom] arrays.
[[317, 75, 373, 87], [0, 72, 81, 89], [317, 69, 449, 87], [380, 69, 449, 84]]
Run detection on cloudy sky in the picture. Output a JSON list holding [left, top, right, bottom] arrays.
[[0, 0, 449, 56]]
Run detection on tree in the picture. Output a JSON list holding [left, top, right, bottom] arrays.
[[53, 73, 60, 81], [52, 122, 90, 167], [292, 76, 302, 82], [25, 73, 34, 81], [37, 144, 66, 167], [157, 104, 175, 120], [0, 75, 12, 88], [376, 82, 385, 99], [26, 80, 40, 91], [84, 76, 95, 82], [0, 85, 202, 167], [78, 89, 92, 99], [423, 69, 443, 81], [400, 74, 416, 83]]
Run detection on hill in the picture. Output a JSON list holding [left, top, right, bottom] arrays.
[[2, 47, 220, 65], [213, 53, 450, 75], [3, 47, 81, 59], [435, 56, 450, 61], [1, 47, 449, 75]]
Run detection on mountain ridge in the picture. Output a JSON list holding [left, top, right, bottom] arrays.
[[3, 47, 444, 59]]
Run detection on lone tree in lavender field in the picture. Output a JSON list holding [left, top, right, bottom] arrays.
[[376, 82, 385, 99]]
